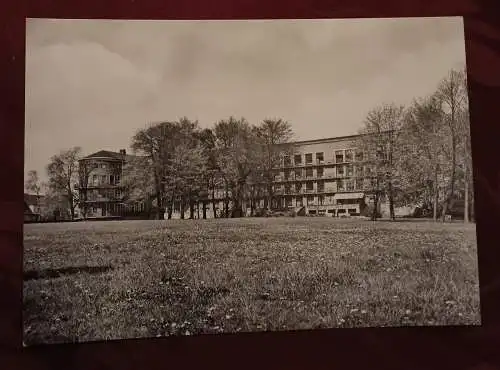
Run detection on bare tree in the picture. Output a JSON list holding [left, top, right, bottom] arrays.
[[25, 170, 43, 214], [457, 103, 473, 222], [357, 103, 405, 220], [254, 118, 294, 210], [214, 117, 261, 217], [398, 94, 447, 220], [436, 68, 468, 222], [77, 159, 100, 219], [132, 121, 179, 219], [121, 155, 156, 217], [46, 147, 82, 220]]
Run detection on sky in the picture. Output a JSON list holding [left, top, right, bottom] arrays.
[[25, 17, 467, 184]]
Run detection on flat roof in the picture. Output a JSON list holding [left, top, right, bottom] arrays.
[[289, 133, 362, 146]]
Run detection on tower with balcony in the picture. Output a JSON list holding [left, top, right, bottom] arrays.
[[77, 149, 128, 219]]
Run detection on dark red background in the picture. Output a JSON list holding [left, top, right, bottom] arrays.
[[2, 1, 500, 369]]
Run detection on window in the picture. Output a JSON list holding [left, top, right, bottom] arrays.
[[346, 180, 354, 191], [285, 185, 292, 194], [355, 165, 364, 177], [337, 179, 345, 191], [115, 175, 121, 184], [286, 197, 293, 207], [305, 153, 313, 164], [283, 156, 291, 167], [306, 182, 314, 191], [355, 150, 363, 162], [346, 165, 353, 177], [110, 175, 115, 184], [295, 183, 302, 193], [317, 168, 324, 178], [345, 149, 353, 162], [115, 189, 121, 198], [317, 181, 325, 193], [101, 163, 107, 169], [337, 166, 344, 176], [307, 196, 315, 205], [295, 170, 302, 179], [306, 168, 313, 178], [355, 179, 364, 190], [284, 170, 290, 180], [318, 195, 325, 205], [92, 175, 98, 186], [376, 146, 386, 160], [294, 154, 302, 165], [296, 197, 303, 207], [335, 150, 344, 163], [316, 152, 324, 164], [101, 175, 107, 184]]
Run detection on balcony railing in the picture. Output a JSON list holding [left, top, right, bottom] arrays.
[[274, 173, 362, 182]]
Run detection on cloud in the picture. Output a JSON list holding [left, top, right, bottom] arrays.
[[24, 17, 466, 183]]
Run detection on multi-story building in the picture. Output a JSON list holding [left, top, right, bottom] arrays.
[[263, 134, 381, 217], [175, 134, 387, 219], [76, 149, 131, 218], [80, 134, 396, 219]]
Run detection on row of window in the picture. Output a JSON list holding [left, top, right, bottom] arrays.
[[83, 188, 122, 200], [90, 174, 121, 186], [278, 164, 373, 180], [283, 149, 364, 166], [275, 178, 370, 193], [281, 195, 361, 207]]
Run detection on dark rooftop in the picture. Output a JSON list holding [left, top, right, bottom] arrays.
[[80, 150, 136, 162], [24, 193, 45, 205]]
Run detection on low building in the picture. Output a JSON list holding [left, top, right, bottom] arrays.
[[24, 193, 45, 222]]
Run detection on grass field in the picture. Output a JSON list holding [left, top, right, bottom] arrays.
[[23, 218, 481, 345]]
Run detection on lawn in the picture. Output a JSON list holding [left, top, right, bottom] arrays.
[[23, 217, 481, 346]]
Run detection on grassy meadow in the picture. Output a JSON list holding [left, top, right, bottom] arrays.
[[23, 217, 481, 345]]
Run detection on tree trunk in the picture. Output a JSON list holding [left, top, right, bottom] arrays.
[[442, 113, 457, 222], [224, 182, 230, 218], [189, 198, 195, 219], [388, 180, 395, 221], [267, 182, 273, 211], [211, 183, 217, 218], [67, 186, 75, 220], [371, 192, 379, 221], [433, 166, 439, 221], [250, 190, 255, 216], [180, 197, 185, 219]]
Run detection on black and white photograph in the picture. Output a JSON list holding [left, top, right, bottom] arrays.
[[23, 16, 480, 346]]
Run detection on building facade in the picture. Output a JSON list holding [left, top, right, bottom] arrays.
[[76, 149, 130, 218], [171, 134, 389, 219], [80, 135, 402, 220], [271, 134, 375, 217]]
